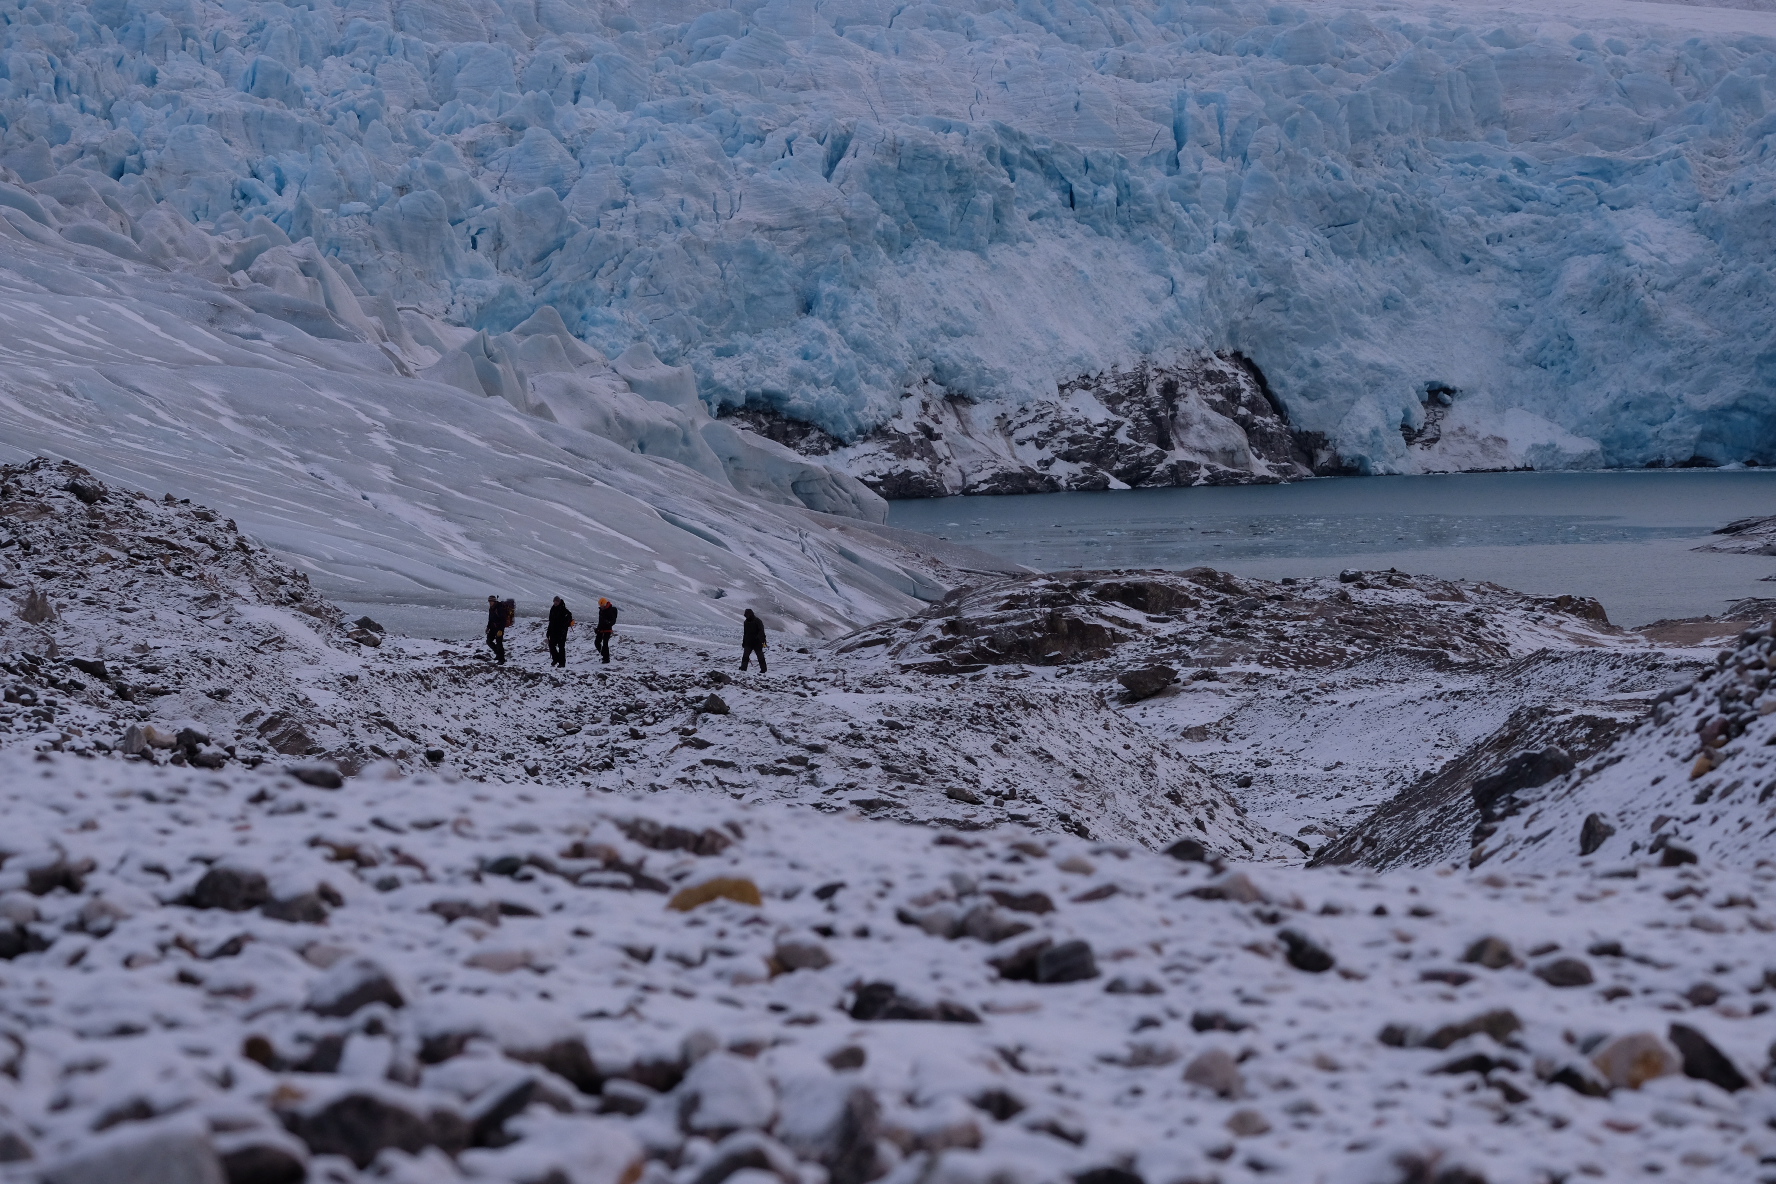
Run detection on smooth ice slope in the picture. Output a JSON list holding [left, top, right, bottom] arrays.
[[2, 0, 1774, 470]]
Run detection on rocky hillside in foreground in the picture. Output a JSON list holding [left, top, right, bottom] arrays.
[[1480, 619, 1776, 873], [6, 453, 1719, 870], [0, 752, 1771, 1184]]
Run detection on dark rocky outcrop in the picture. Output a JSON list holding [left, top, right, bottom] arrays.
[[724, 354, 1346, 499]]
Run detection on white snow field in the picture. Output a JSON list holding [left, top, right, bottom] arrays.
[[2, 0, 1773, 476]]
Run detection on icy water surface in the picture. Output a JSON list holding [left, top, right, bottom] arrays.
[[888, 470, 1776, 626]]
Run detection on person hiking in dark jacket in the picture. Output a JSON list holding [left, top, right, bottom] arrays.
[[741, 608, 767, 673], [594, 597, 617, 664], [485, 594, 511, 665], [546, 596, 574, 668]]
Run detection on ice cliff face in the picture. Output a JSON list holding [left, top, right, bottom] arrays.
[[1, 0, 1773, 475]]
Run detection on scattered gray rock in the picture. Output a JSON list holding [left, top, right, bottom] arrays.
[[214, 1131, 307, 1184], [848, 982, 980, 1023], [677, 1052, 777, 1136], [986, 889, 1055, 915], [1183, 1048, 1243, 1098], [944, 785, 983, 805], [352, 616, 386, 634], [1278, 929, 1334, 973], [686, 1130, 801, 1184], [1534, 958, 1594, 988], [1461, 936, 1515, 970], [305, 957, 403, 1017], [991, 938, 1099, 983], [286, 763, 344, 789], [772, 936, 832, 972], [188, 866, 271, 912], [510, 1037, 601, 1094], [262, 892, 330, 925], [41, 1126, 224, 1184], [1163, 838, 1213, 863], [282, 1089, 467, 1169], [1668, 1023, 1748, 1092], [776, 1079, 881, 1184], [1579, 812, 1616, 856], [702, 694, 731, 715], [1117, 665, 1177, 701]]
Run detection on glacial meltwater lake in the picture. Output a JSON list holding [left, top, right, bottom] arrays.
[[886, 470, 1776, 627]]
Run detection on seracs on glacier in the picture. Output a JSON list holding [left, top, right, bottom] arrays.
[[1, 0, 1773, 482]]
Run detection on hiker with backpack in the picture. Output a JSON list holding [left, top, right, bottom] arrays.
[[547, 596, 574, 668], [595, 597, 617, 664], [485, 594, 514, 665], [741, 608, 767, 673]]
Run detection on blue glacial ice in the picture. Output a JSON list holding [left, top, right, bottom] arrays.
[[0, 0, 1774, 474]]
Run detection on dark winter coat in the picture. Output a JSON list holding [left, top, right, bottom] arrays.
[[486, 602, 506, 633], [547, 602, 573, 640], [742, 612, 766, 649], [596, 603, 618, 633]]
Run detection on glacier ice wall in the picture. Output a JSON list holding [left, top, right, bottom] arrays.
[[2, 0, 1774, 471]]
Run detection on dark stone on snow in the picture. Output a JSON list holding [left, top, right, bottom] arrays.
[[1548, 1064, 1610, 1098], [218, 1140, 305, 1184], [467, 1076, 536, 1147], [1461, 936, 1515, 969], [1279, 929, 1334, 973], [189, 867, 271, 912], [849, 982, 980, 1023], [1578, 812, 1615, 856], [1163, 838, 1212, 863], [0, 923, 45, 962], [0, 1127, 30, 1163], [284, 1091, 467, 1168], [986, 889, 1054, 915], [701, 694, 730, 715], [261, 893, 329, 924], [1660, 843, 1698, 867], [1191, 1010, 1251, 1033], [971, 1088, 1026, 1121], [1116, 665, 1177, 701], [1669, 1023, 1749, 1092], [1471, 746, 1573, 823], [618, 817, 732, 856], [1533, 958, 1593, 988], [780, 1083, 881, 1184], [67, 658, 109, 680], [1074, 1169, 1145, 1184], [990, 938, 1099, 983], [287, 763, 344, 789], [511, 1038, 600, 1094], [352, 617, 385, 634], [306, 959, 404, 1018]]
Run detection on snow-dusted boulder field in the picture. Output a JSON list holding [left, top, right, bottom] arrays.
[[0, 754, 1774, 1184], [3, 0, 1773, 480]]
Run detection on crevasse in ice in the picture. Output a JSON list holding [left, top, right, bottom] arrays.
[[3, 0, 1773, 471]]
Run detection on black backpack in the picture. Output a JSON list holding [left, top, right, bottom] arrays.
[[501, 599, 516, 628]]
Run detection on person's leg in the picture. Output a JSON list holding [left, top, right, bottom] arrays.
[[491, 632, 506, 664], [758, 648, 766, 673], [739, 647, 750, 670]]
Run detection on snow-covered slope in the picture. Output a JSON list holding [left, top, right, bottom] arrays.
[[1482, 618, 1776, 871], [2, 0, 1771, 475], [0, 221, 969, 637]]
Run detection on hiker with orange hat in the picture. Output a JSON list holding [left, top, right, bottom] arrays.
[[594, 597, 618, 664]]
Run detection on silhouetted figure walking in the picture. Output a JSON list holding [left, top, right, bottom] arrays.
[[595, 598, 617, 664], [741, 608, 767, 673], [547, 596, 573, 668], [486, 594, 513, 665]]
